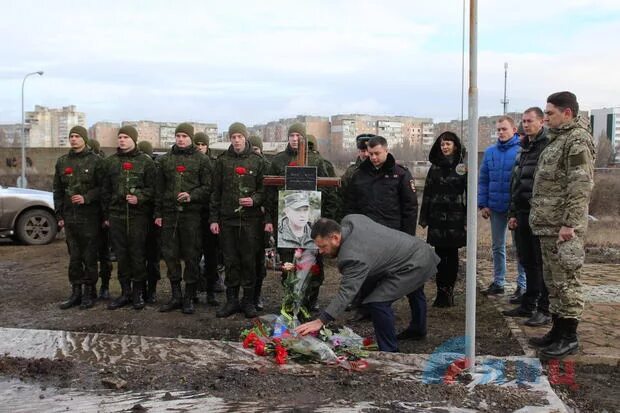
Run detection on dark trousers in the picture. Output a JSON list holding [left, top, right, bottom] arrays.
[[199, 221, 219, 292], [65, 220, 99, 286], [109, 214, 149, 283], [435, 247, 459, 289], [405, 286, 427, 334], [97, 226, 112, 283], [161, 212, 202, 285], [220, 221, 261, 289], [145, 222, 161, 283], [515, 211, 549, 314]]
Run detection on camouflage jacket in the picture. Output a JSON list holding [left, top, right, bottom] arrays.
[[530, 116, 595, 236], [154, 144, 212, 217], [210, 142, 267, 225], [52, 147, 105, 224], [101, 148, 157, 220], [266, 144, 338, 222]]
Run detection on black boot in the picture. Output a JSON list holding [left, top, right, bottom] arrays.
[[183, 283, 196, 314], [159, 281, 183, 312], [80, 285, 95, 309], [433, 286, 454, 308], [206, 291, 220, 307], [144, 279, 158, 304], [539, 318, 579, 360], [59, 284, 82, 310], [98, 278, 110, 300], [241, 288, 257, 319], [253, 278, 264, 311], [132, 281, 146, 310], [108, 280, 132, 310], [528, 314, 559, 348], [216, 287, 240, 318]]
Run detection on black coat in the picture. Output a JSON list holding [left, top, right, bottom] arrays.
[[509, 128, 549, 216], [344, 153, 418, 235], [419, 132, 467, 248]]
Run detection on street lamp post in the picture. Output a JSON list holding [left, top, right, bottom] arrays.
[[20, 71, 44, 188]]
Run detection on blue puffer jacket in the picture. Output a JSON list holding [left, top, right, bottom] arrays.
[[478, 134, 521, 213]]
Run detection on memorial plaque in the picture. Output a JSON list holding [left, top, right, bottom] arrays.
[[285, 166, 317, 190]]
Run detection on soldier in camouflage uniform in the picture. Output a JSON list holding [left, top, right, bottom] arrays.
[[248, 135, 272, 311], [194, 132, 220, 307], [338, 134, 373, 222], [89, 138, 113, 299], [155, 123, 212, 314], [53, 126, 105, 310], [210, 123, 267, 318], [267, 123, 335, 313], [137, 140, 162, 303], [101, 126, 156, 311], [529, 92, 595, 360]]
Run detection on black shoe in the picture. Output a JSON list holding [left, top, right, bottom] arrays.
[[524, 312, 551, 327], [159, 281, 183, 312], [509, 287, 524, 304], [132, 281, 145, 310], [482, 282, 504, 296], [396, 329, 427, 340], [216, 287, 240, 318], [539, 318, 579, 360], [241, 288, 257, 318], [144, 280, 158, 304], [433, 286, 454, 308], [528, 315, 559, 348], [108, 280, 132, 310], [80, 285, 95, 309], [59, 284, 82, 310], [98, 286, 110, 300], [502, 307, 533, 317]]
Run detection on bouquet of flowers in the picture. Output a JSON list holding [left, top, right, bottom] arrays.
[[234, 166, 253, 213], [280, 248, 320, 324]]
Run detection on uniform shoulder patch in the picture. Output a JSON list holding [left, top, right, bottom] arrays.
[[409, 179, 417, 192], [568, 151, 588, 167]]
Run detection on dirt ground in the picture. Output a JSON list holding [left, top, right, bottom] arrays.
[[0, 239, 618, 411]]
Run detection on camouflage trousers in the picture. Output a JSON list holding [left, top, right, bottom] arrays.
[[220, 220, 262, 289], [539, 236, 586, 320], [109, 214, 149, 283], [161, 212, 202, 285], [65, 220, 100, 286], [97, 226, 112, 283]]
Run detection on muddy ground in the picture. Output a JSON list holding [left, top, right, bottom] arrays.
[[0, 240, 618, 411]]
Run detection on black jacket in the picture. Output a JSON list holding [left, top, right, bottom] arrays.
[[509, 128, 549, 216], [419, 132, 467, 248], [344, 153, 418, 235]]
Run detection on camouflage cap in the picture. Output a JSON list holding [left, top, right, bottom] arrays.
[[284, 192, 310, 209]]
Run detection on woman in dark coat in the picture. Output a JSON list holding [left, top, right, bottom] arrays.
[[418, 132, 467, 307]]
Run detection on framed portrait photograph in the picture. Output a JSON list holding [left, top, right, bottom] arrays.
[[277, 190, 321, 249]]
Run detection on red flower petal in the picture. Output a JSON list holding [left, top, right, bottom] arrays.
[[122, 162, 133, 171], [176, 165, 186, 173], [64, 167, 73, 175], [235, 166, 247, 175], [288, 161, 298, 167]]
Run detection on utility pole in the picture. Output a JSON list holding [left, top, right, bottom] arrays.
[[501, 62, 509, 114]]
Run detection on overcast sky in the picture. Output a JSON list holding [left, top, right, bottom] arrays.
[[1, 0, 619, 128]]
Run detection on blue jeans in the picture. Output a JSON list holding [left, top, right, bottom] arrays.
[[490, 210, 526, 289]]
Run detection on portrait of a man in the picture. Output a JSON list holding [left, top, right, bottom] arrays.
[[277, 191, 321, 249]]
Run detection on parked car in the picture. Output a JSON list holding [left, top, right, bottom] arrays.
[[0, 185, 58, 245]]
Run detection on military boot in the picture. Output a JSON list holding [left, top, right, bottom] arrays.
[[539, 318, 579, 360], [132, 281, 146, 310], [98, 277, 110, 300], [182, 283, 197, 314], [144, 279, 158, 304], [216, 287, 240, 318], [433, 286, 454, 308], [528, 314, 559, 348], [253, 278, 264, 311], [80, 285, 95, 309], [59, 284, 82, 310], [241, 288, 257, 319], [108, 280, 132, 310], [159, 281, 183, 312]]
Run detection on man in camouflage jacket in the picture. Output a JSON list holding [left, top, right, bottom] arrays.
[[529, 92, 595, 360], [101, 126, 156, 311], [210, 123, 267, 318], [154, 123, 212, 315], [53, 126, 105, 310]]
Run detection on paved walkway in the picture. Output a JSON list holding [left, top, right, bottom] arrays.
[[478, 259, 620, 365]]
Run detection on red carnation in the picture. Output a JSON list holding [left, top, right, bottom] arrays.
[[176, 165, 186, 173], [363, 337, 374, 347], [122, 162, 133, 171], [310, 264, 321, 276], [254, 340, 266, 356], [288, 161, 298, 167], [64, 167, 74, 175], [243, 332, 258, 349], [235, 166, 247, 175], [274, 345, 288, 365]]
